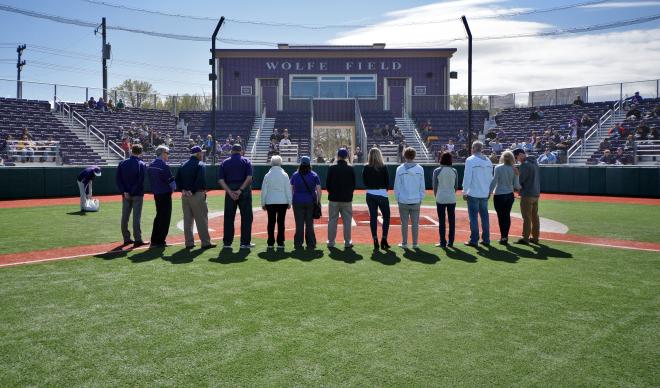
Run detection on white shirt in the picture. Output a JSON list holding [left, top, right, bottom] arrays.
[[261, 166, 292, 206], [279, 138, 292, 146], [462, 153, 493, 198]]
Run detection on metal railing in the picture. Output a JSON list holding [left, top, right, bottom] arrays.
[[566, 100, 621, 163], [250, 106, 266, 160], [309, 98, 315, 158], [403, 112, 431, 161], [107, 139, 126, 160], [354, 98, 368, 156]]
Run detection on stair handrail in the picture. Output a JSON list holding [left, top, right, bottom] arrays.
[[354, 98, 367, 157], [567, 100, 620, 163], [309, 98, 315, 158], [107, 139, 125, 160], [88, 124, 106, 146], [250, 106, 266, 160], [403, 112, 431, 162]]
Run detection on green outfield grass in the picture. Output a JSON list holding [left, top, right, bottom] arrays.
[[0, 194, 658, 254], [0, 241, 658, 386]]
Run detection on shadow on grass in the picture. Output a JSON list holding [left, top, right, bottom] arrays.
[[290, 248, 323, 262], [328, 247, 363, 264], [94, 244, 131, 261], [371, 249, 401, 266], [257, 249, 289, 262], [443, 246, 478, 263], [476, 245, 519, 263], [66, 211, 87, 216], [164, 247, 205, 264], [506, 242, 573, 260], [403, 248, 439, 264], [210, 248, 249, 264], [130, 246, 165, 263]]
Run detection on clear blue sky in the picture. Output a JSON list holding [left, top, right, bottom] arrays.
[[0, 0, 658, 101]]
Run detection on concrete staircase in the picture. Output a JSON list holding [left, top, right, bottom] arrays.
[[53, 112, 124, 165], [568, 110, 624, 164], [395, 116, 434, 163], [246, 117, 275, 163]]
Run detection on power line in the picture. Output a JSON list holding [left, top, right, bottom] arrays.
[[78, 0, 612, 29]]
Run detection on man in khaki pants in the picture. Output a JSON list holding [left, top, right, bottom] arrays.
[[513, 149, 541, 244], [175, 146, 216, 249], [325, 148, 356, 248]]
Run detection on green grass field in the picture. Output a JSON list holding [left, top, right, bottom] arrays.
[[0, 195, 659, 386]]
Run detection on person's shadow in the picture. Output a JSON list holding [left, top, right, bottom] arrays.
[[66, 211, 87, 216], [257, 249, 291, 262], [443, 246, 478, 263], [476, 244, 519, 263], [328, 247, 363, 264], [94, 244, 130, 261], [210, 248, 249, 264], [164, 247, 205, 264], [130, 246, 165, 263], [403, 248, 439, 264], [371, 249, 400, 266], [290, 248, 324, 262]]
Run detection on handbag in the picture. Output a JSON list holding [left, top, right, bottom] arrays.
[[300, 173, 322, 219]]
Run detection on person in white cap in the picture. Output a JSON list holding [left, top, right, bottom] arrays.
[[147, 145, 176, 247], [76, 165, 101, 212]]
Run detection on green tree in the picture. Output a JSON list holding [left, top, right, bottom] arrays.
[[113, 79, 158, 108], [450, 94, 489, 110]]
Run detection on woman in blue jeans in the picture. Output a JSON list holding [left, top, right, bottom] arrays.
[[432, 152, 458, 247], [362, 148, 390, 250]]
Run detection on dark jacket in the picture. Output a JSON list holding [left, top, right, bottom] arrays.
[[148, 158, 175, 195], [519, 156, 541, 197], [362, 165, 389, 190], [175, 156, 206, 193], [325, 159, 356, 202], [116, 155, 146, 196]]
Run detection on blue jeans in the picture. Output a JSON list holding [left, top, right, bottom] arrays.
[[466, 196, 490, 244]]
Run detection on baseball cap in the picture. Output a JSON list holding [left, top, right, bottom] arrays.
[[92, 166, 102, 176], [231, 144, 242, 152], [337, 148, 349, 159], [512, 148, 526, 157], [300, 156, 311, 166], [190, 145, 202, 154]]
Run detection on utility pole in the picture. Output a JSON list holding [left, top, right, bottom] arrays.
[[101, 17, 108, 101], [16, 44, 26, 99], [210, 16, 225, 165], [461, 16, 473, 153]]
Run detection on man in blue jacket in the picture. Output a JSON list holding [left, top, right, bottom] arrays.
[[116, 144, 147, 247], [147, 145, 175, 247]]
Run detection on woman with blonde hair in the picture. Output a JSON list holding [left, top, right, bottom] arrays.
[[362, 147, 391, 250], [489, 150, 520, 245]]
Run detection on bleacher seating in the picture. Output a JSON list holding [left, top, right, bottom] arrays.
[[362, 111, 399, 149], [70, 104, 188, 164], [178, 111, 254, 143], [274, 111, 311, 157], [413, 110, 490, 160], [0, 98, 104, 166]]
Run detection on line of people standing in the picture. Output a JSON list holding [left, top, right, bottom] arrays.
[[80, 140, 541, 251]]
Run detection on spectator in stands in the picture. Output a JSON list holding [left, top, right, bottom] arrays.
[[391, 125, 403, 141], [95, 97, 107, 112], [116, 144, 146, 247], [261, 155, 292, 249], [650, 127, 660, 141], [445, 139, 456, 154], [529, 108, 543, 121], [538, 148, 557, 164], [268, 139, 280, 159], [221, 139, 232, 155], [572, 96, 584, 106], [107, 99, 115, 111], [77, 166, 101, 212], [580, 113, 593, 128], [653, 104, 660, 118], [397, 139, 406, 163], [485, 129, 497, 143], [433, 152, 458, 248], [522, 141, 533, 152], [599, 149, 616, 165], [218, 144, 254, 249], [490, 151, 520, 245], [175, 146, 215, 249], [363, 147, 390, 250], [614, 147, 631, 165], [354, 146, 363, 164], [624, 134, 636, 151], [421, 122, 432, 142], [279, 133, 292, 147], [314, 144, 325, 163], [203, 134, 214, 160], [514, 148, 541, 244], [87, 97, 96, 109], [394, 147, 425, 249], [147, 145, 175, 248], [599, 138, 611, 151], [491, 139, 503, 154], [235, 135, 245, 152], [636, 121, 650, 139], [6, 135, 15, 162], [372, 125, 382, 139], [630, 91, 643, 105], [44, 136, 57, 162], [457, 130, 467, 143], [608, 123, 625, 139], [116, 99, 125, 109], [270, 128, 279, 142], [18, 135, 34, 163], [462, 141, 493, 247], [21, 127, 32, 140], [627, 105, 641, 120], [291, 156, 321, 249], [325, 148, 356, 248], [280, 129, 289, 141]]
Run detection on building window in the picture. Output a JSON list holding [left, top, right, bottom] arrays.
[[290, 75, 376, 99]]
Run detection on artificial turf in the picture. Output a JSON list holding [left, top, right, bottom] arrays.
[[0, 194, 658, 254], [0, 241, 658, 386]]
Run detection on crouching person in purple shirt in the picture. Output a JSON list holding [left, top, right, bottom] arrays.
[[148, 145, 175, 248], [77, 165, 101, 211], [116, 144, 147, 247], [217, 144, 254, 249]]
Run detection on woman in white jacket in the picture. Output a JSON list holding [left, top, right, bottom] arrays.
[[261, 155, 292, 249], [394, 147, 426, 249]]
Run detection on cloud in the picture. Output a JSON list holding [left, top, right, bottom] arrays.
[[582, 1, 660, 8], [327, 0, 660, 97]]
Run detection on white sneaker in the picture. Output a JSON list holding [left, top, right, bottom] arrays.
[[276, 245, 285, 250], [240, 243, 256, 249], [398, 243, 408, 249]]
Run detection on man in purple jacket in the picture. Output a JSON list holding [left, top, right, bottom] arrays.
[[77, 165, 101, 211], [116, 144, 147, 247], [147, 145, 175, 247]]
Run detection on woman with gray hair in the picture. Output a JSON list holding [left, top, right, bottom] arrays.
[[261, 155, 292, 249]]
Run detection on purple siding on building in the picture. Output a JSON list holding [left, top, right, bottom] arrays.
[[217, 50, 451, 117]]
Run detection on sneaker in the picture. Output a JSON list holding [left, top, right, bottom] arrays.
[[447, 242, 454, 248], [464, 241, 478, 247], [149, 243, 168, 248], [123, 239, 134, 246], [201, 244, 217, 250], [498, 238, 508, 245], [185, 245, 195, 250], [435, 242, 447, 248], [344, 242, 354, 249], [240, 243, 256, 249], [412, 244, 419, 249], [516, 238, 530, 245], [530, 238, 540, 244], [398, 243, 408, 249]]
